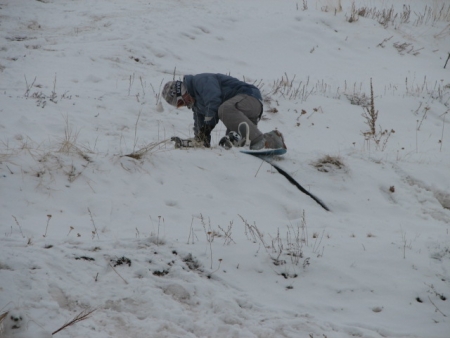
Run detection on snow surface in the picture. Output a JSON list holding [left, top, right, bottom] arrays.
[[1, 0, 450, 337]]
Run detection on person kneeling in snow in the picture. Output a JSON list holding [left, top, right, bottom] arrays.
[[162, 73, 286, 150]]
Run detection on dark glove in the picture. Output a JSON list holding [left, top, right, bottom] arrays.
[[196, 125, 213, 148]]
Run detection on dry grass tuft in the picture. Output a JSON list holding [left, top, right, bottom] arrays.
[[346, 2, 450, 28], [58, 115, 92, 162], [312, 155, 346, 173], [124, 139, 170, 159]]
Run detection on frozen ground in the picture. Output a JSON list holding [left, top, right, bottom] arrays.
[[1, 0, 449, 337]]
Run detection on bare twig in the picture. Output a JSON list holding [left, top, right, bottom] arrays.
[[11, 215, 25, 238], [132, 109, 142, 152], [377, 36, 393, 48], [440, 111, 448, 151], [50, 73, 57, 103], [200, 214, 215, 269], [428, 296, 447, 317], [43, 214, 52, 237], [124, 139, 170, 160], [52, 308, 96, 335], [5, 165, 13, 174], [187, 217, 194, 244], [208, 259, 223, 277], [218, 221, 236, 245], [157, 215, 162, 246], [139, 76, 146, 99], [24, 75, 37, 98], [312, 230, 325, 255], [88, 208, 100, 240], [128, 73, 135, 96], [444, 53, 450, 69], [109, 263, 128, 284]]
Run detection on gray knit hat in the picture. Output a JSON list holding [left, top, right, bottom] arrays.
[[162, 80, 186, 107]]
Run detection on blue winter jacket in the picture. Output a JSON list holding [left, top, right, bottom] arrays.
[[183, 73, 262, 134]]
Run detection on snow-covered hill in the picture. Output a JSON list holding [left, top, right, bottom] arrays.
[[1, 0, 449, 337]]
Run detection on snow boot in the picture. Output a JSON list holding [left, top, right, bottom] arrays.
[[250, 130, 287, 150], [219, 131, 243, 150], [219, 122, 250, 149]]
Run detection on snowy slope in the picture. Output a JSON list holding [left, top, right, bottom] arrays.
[[1, 0, 450, 337]]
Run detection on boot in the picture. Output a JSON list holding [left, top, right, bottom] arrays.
[[219, 131, 242, 149], [219, 122, 250, 149], [250, 130, 287, 150]]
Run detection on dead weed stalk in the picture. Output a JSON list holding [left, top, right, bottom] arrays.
[[361, 79, 395, 151], [124, 139, 170, 160], [52, 308, 96, 335]]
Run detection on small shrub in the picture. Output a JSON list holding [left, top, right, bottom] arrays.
[[361, 79, 395, 151]]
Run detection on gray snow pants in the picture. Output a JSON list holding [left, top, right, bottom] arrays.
[[218, 94, 263, 141]]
